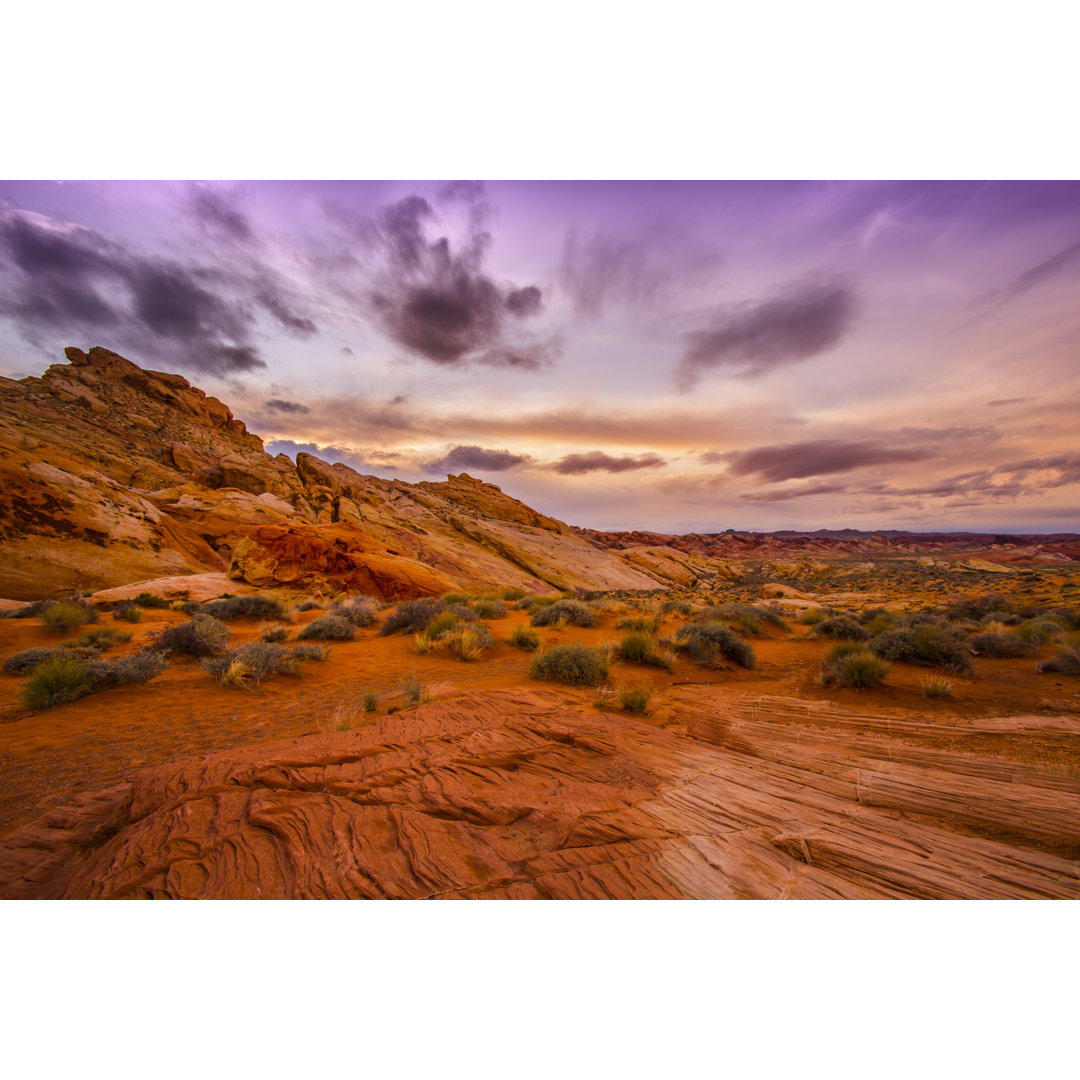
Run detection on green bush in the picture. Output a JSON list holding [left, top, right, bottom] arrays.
[[199, 595, 287, 621], [442, 624, 495, 661], [440, 591, 471, 605], [617, 683, 653, 714], [508, 624, 541, 650], [516, 594, 558, 612], [659, 600, 694, 616], [362, 689, 380, 712], [20, 656, 93, 709], [111, 603, 143, 623], [473, 599, 507, 619], [65, 627, 131, 651], [820, 645, 890, 688], [814, 616, 868, 642], [291, 643, 330, 662], [402, 670, 424, 704], [673, 622, 755, 669], [150, 616, 230, 657], [531, 599, 595, 628], [424, 611, 459, 640], [501, 587, 527, 602], [1013, 619, 1063, 646], [134, 592, 171, 609], [868, 619, 972, 675], [920, 675, 953, 699], [616, 616, 659, 633], [297, 615, 356, 641], [616, 632, 673, 670], [799, 608, 827, 625], [530, 642, 610, 686], [41, 600, 95, 636]]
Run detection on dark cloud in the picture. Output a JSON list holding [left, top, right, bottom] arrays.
[[264, 398, 310, 414], [364, 189, 557, 369], [558, 224, 722, 319], [340, 345, 354, 356], [424, 445, 529, 474], [189, 187, 254, 242], [551, 451, 666, 476], [676, 278, 857, 389], [986, 397, 1030, 407], [0, 208, 321, 375], [721, 439, 931, 483]]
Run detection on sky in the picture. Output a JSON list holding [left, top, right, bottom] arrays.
[[0, 179, 1078, 534]]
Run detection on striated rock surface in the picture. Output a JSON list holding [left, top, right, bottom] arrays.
[[1, 688, 1076, 900]]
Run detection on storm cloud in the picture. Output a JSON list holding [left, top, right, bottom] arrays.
[[365, 187, 557, 370], [676, 278, 857, 388], [424, 444, 529, 475], [551, 451, 667, 475], [0, 208, 318, 374], [719, 438, 931, 483]]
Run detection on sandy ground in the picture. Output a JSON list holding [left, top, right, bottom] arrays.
[[2, 598, 1079, 839]]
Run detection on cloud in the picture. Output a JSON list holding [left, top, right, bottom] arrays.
[[720, 439, 931, 483], [0, 207, 319, 375], [676, 277, 857, 389], [189, 186, 254, 243], [738, 482, 848, 502], [424, 444, 529, 474], [264, 398, 310, 414], [986, 397, 1031, 407], [558, 223, 722, 318], [363, 187, 557, 370], [974, 238, 1080, 315], [550, 451, 667, 476]]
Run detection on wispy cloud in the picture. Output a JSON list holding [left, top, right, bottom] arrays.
[[716, 438, 930, 483], [550, 451, 666, 475]]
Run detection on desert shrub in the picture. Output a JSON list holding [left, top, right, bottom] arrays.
[[150, 615, 230, 657], [501, 587, 527, 602], [362, 690, 380, 712], [1013, 619, 1063, 646], [616, 631, 673, 670], [820, 646, 890, 689], [1051, 608, 1080, 632], [673, 622, 755, 669], [660, 600, 694, 617], [41, 600, 95, 636], [296, 615, 356, 641], [508, 624, 541, 650], [260, 623, 290, 643], [402, 670, 424, 704], [412, 633, 437, 654], [424, 611, 459, 640], [799, 608, 827, 625], [945, 593, 1007, 622], [65, 627, 131, 651], [444, 602, 479, 622], [1038, 642, 1080, 676], [472, 599, 507, 619], [295, 600, 323, 612], [20, 657, 93, 709], [380, 598, 445, 636], [111, 603, 143, 624], [199, 594, 287, 622], [442, 624, 494, 662], [970, 632, 1025, 658], [202, 641, 304, 686], [134, 592, 171, 609], [531, 599, 595, 628], [291, 643, 330, 662], [4, 646, 100, 675], [5, 599, 54, 620], [616, 616, 659, 633], [516, 595, 558, 612], [441, 591, 471, 604], [530, 642, 610, 686], [330, 598, 379, 627], [980, 610, 1020, 627], [920, 675, 953, 699], [89, 649, 168, 688], [868, 619, 971, 675], [617, 683, 653, 714], [813, 616, 868, 642]]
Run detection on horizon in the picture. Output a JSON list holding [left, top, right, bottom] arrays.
[[2, 180, 1079, 534]]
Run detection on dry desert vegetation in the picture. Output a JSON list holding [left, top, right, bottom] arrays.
[[0, 348, 1078, 898]]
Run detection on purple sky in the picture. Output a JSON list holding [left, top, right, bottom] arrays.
[[1, 179, 1078, 533]]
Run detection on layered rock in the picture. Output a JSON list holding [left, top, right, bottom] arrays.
[[1, 688, 1076, 899]]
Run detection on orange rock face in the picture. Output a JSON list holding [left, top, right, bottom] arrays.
[[1, 688, 1076, 899]]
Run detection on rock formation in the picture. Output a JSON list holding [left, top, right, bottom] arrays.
[[0, 688, 1076, 899]]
